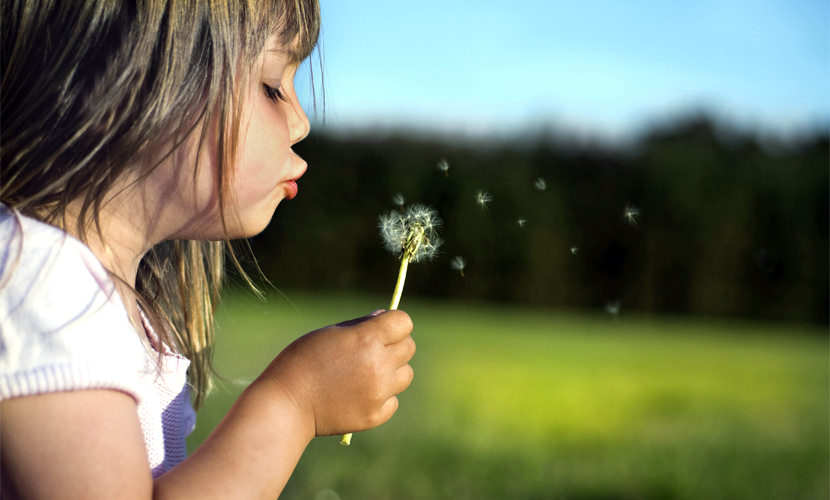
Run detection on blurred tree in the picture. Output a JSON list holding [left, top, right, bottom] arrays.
[[246, 113, 828, 326]]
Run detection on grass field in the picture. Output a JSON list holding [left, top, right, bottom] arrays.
[[187, 291, 828, 500]]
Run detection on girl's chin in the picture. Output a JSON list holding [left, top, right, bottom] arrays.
[[235, 206, 280, 238], [177, 213, 275, 241]]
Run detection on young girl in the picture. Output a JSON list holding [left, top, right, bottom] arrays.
[[0, 1, 416, 498]]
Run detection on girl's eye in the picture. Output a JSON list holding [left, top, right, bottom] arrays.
[[263, 83, 287, 103]]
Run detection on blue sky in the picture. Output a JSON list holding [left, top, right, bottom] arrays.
[[297, 0, 829, 140]]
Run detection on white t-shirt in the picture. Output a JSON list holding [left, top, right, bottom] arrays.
[[0, 206, 196, 478]]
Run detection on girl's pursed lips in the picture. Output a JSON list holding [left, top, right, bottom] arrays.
[[289, 160, 307, 182], [283, 160, 306, 200], [284, 180, 298, 200]]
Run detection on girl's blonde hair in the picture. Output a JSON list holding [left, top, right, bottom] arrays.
[[0, 0, 320, 408]]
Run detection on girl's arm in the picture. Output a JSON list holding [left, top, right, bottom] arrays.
[[0, 310, 415, 500], [1, 390, 154, 499]]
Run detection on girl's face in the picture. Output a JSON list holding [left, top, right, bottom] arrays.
[[223, 35, 311, 237], [169, 34, 311, 241]]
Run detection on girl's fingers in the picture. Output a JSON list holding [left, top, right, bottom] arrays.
[[377, 310, 413, 345], [377, 396, 400, 425], [336, 309, 412, 344], [387, 334, 416, 365], [335, 309, 384, 328], [391, 363, 414, 395]]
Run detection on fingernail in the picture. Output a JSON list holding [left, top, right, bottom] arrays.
[[370, 309, 385, 316]]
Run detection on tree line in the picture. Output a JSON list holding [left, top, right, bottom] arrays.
[[248, 113, 828, 325]]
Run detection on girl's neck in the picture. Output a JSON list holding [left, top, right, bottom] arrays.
[[65, 195, 150, 285], [62, 194, 151, 329], [62, 132, 220, 326]]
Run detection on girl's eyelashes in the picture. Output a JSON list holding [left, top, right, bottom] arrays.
[[263, 83, 287, 103]]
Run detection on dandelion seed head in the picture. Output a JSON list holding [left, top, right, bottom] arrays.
[[622, 204, 640, 225], [405, 204, 441, 231], [378, 204, 442, 263], [391, 193, 405, 207], [378, 211, 407, 253], [415, 237, 443, 262], [517, 217, 527, 228], [570, 246, 579, 255], [605, 300, 621, 317], [533, 177, 547, 191], [476, 190, 493, 209]]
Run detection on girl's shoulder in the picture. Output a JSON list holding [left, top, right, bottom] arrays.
[[0, 204, 97, 271], [0, 204, 114, 308], [0, 204, 148, 403]]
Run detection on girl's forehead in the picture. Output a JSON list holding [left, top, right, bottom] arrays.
[[263, 33, 306, 63]]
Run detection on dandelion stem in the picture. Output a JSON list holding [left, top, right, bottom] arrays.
[[341, 256, 410, 446], [389, 256, 410, 310]]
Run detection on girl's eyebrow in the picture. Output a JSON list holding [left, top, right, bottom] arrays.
[[267, 48, 305, 65], [266, 47, 302, 62]]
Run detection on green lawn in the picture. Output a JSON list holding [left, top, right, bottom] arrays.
[[188, 291, 828, 500]]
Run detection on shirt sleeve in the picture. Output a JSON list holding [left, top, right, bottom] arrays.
[[0, 212, 147, 403]]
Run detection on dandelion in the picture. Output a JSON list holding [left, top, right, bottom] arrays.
[[622, 204, 640, 226], [450, 256, 466, 277], [391, 193, 405, 207], [517, 217, 527, 228], [533, 177, 547, 191], [436, 158, 450, 177], [341, 204, 442, 446], [570, 246, 579, 255], [476, 190, 493, 209]]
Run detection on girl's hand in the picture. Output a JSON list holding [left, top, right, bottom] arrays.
[[255, 309, 416, 438], [0, 311, 415, 500]]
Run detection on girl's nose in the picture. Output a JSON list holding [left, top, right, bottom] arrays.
[[288, 99, 310, 145]]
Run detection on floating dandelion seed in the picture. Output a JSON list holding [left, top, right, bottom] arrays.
[[533, 177, 547, 191], [570, 246, 579, 255], [314, 489, 341, 500], [437, 158, 450, 177], [476, 190, 493, 209], [622, 204, 640, 225], [391, 193, 405, 207], [342, 204, 442, 446], [517, 217, 527, 228], [450, 256, 466, 277], [605, 300, 621, 318]]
